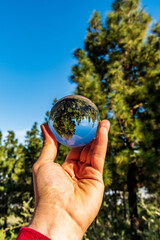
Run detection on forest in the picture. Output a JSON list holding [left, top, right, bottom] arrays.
[[0, 0, 160, 239]]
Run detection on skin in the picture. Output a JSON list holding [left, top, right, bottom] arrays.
[[29, 120, 110, 240]]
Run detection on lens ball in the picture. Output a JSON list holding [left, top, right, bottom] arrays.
[[48, 95, 100, 147]]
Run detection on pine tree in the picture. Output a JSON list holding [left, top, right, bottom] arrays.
[[70, 0, 160, 238], [0, 131, 23, 229], [23, 122, 42, 209], [139, 22, 160, 237]]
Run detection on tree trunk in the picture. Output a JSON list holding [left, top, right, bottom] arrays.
[[157, 188, 160, 237], [113, 189, 118, 233], [127, 162, 139, 233], [4, 216, 7, 229], [114, 189, 118, 219], [158, 204, 160, 238], [3, 195, 8, 229], [123, 188, 126, 220]]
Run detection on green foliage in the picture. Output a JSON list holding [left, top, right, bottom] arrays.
[[0, 123, 42, 238], [22, 122, 42, 205], [138, 195, 160, 240], [0, 131, 24, 230], [71, 0, 160, 238], [0, 229, 6, 240], [0, 198, 33, 239], [0, 0, 160, 239]]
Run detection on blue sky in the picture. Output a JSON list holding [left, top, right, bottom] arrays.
[[0, 0, 160, 142]]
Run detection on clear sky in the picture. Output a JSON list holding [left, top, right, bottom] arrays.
[[0, 0, 160, 143]]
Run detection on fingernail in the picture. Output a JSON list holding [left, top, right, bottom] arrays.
[[101, 120, 110, 130]]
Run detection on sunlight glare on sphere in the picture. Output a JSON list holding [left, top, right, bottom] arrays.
[[48, 95, 100, 147]]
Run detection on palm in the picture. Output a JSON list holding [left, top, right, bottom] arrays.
[[36, 145, 104, 231], [62, 148, 104, 230]]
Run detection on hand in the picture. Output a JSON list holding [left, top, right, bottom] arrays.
[[29, 120, 110, 240]]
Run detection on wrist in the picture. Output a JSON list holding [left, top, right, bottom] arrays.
[[29, 203, 83, 240]]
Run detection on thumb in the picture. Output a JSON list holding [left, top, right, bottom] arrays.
[[36, 124, 58, 167]]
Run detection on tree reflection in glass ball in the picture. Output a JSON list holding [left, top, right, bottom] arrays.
[[48, 95, 100, 147]]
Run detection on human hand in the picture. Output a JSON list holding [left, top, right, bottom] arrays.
[[29, 120, 110, 240]]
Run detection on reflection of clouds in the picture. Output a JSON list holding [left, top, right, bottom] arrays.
[[75, 119, 98, 136], [67, 135, 82, 146], [75, 117, 95, 128], [79, 118, 90, 127]]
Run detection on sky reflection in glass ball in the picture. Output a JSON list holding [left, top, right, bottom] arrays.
[[48, 95, 100, 147]]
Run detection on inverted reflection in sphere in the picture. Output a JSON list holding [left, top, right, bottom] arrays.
[[48, 95, 100, 147]]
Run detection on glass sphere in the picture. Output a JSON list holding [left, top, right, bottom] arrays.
[[48, 95, 100, 147]]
